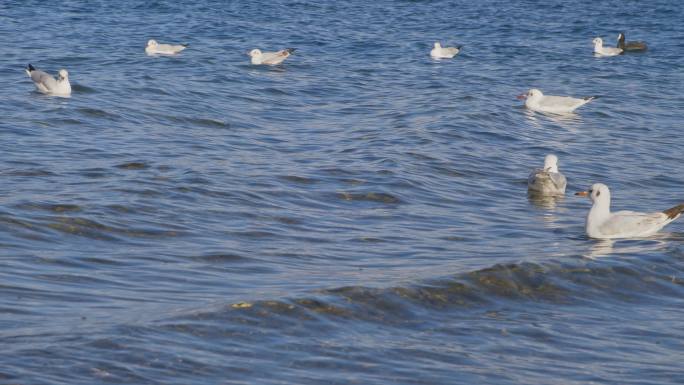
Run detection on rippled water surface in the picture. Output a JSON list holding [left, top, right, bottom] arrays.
[[2, 1, 684, 384]]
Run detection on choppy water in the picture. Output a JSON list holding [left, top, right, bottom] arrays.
[[2, 1, 684, 384]]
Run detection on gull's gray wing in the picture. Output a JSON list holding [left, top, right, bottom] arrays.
[[549, 172, 567, 192], [539, 95, 584, 109], [528, 170, 566, 195], [261, 49, 294, 65], [30, 70, 58, 91]]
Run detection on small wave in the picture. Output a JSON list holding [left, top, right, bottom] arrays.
[[36, 273, 120, 286], [337, 191, 402, 204], [78, 167, 111, 178], [179, 258, 684, 327], [279, 175, 318, 185], [115, 162, 150, 170], [273, 216, 302, 225], [76, 107, 120, 120], [46, 218, 122, 241], [134, 86, 171, 96], [44, 216, 183, 240], [165, 115, 230, 129], [53, 118, 84, 125], [228, 230, 278, 239], [2, 169, 55, 177], [261, 87, 292, 96], [71, 84, 97, 94], [193, 118, 230, 129], [15, 203, 82, 213], [192, 253, 250, 264]]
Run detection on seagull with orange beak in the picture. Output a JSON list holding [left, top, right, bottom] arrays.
[[517, 89, 597, 114], [576, 183, 684, 239]]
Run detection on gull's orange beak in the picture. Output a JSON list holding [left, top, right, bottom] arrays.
[[575, 191, 589, 197], [516, 94, 527, 100]]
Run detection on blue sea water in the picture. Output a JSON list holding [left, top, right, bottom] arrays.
[[1, 0, 683, 384]]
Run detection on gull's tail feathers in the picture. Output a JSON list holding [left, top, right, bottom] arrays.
[[663, 204, 684, 220]]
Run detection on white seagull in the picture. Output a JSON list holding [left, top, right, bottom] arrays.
[[146, 39, 188, 55], [25, 64, 71, 96], [248, 48, 296, 65], [517, 89, 597, 114], [528, 154, 567, 196], [430, 42, 462, 59], [576, 183, 684, 239], [593, 37, 623, 57]]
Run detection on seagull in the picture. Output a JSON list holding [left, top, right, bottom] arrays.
[[593, 37, 623, 57], [430, 42, 462, 59], [575, 183, 684, 239], [25, 64, 71, 96], [528, 154, 567, 196], [617, 32, 647, 52], [517, 89, 597, 114], [145, 39, 188, 55], [248, 48, 296, 65]]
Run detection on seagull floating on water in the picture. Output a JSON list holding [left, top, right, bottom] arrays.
[[25, 64, 71, 96], [146, 39, 188, 55], [528, 154, 567, 196], [575, 183, 684, 239], [593, 37, 623, 57], [430, 42, 462, 59], [248, 48, 296, 65], [517, 89, 597, 114], [617, 32, 647, 52]]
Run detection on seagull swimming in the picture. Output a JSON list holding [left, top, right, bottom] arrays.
[[617, 32, 647, 52], [248, 48, 296, 65], [146, 39, 188, 55], [593, 37, 623, 57], [528, 154, 567, 196], [430, 42, 462, 59], [517, 89, 597, 114], [576, 183, 684, 239], [25, 64, 71, 96]]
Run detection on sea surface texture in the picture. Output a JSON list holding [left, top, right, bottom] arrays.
[[1, 1, 683, 384]]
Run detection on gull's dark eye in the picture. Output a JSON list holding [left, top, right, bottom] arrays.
[[589, 189, 593, 193]]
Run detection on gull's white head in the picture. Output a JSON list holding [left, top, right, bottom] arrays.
[[58, 69, 69, 80], [248, 49, 262, 57], [575, 183, 610, 205], [592, 37, 603, 47], [434, 42, 441, 49], [543, 154, 559, 173], [529, 88, 543, 98], [517, 88, 543, 101], [147, 39, 158, 47]]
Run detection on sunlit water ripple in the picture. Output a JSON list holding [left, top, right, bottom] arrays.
[[1, 1, 683, 384]]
